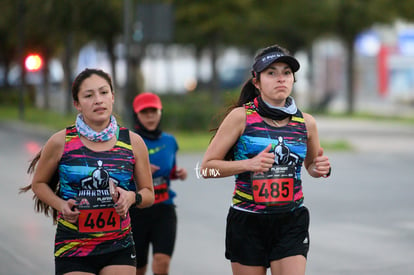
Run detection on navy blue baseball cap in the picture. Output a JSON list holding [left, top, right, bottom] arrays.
[[252, 51, 300, 74]]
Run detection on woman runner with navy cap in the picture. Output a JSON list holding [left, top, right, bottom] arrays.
[[201, 44, 331, 275]]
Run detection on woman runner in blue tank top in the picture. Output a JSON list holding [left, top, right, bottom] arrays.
[[21, 68, 154, 275], [201, 45, 331, 275], [130, 92, 188, 275]]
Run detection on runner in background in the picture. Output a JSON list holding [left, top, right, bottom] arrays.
[[130, 92, 187, 275], [20, 68, 154, 275], [201, 44, 331, 275]]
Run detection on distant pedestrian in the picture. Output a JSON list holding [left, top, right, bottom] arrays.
[[201, 44, 331, 275], [21, 68, 154, 275], [130, 92, 187, 275]]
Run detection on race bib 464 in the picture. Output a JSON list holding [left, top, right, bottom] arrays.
[[77, 189, 122, 233]]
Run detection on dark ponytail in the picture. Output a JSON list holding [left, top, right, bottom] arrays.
[[237, 79, 259, 107], [19, 150, 60, 224]]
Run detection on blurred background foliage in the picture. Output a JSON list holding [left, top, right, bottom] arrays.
[[1, 0, 414, 133]]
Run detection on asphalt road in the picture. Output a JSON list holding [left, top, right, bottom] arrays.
[[1, 118, 414, 275]]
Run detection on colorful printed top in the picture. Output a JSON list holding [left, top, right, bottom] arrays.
[[141, 133, 178, 205], [232, 100, 308, 214], [55, 125, 136, 257]]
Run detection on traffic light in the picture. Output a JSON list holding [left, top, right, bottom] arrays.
[[25, 53, 43, 72]]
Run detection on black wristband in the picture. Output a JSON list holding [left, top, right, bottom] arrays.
[[135, 192, 142, 207], [323, 167, 331, 178]]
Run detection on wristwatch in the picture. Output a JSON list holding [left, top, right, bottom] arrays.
[[135, 192, 142, 207], [323, 167, 332, 178]]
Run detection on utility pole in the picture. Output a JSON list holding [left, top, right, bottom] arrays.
[[17, 0, 25, 120], [123, 0, 132, 127]]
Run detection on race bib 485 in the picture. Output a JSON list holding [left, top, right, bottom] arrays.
[[251, 165, 295, 205]]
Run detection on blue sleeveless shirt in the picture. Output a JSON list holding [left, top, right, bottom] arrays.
[[141, 132, 178, 205]]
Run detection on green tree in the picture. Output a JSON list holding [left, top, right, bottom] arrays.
[[24, 0, 66, 109], [389, 0, 414, 21], [76, 0, 123, 115], [174, 0, 335, 103], [19, 0, 123, 113], [238, 0, 333, 52], [1, 0, 408, 116], [175, 0, 255, 104], [327, 0, 395, 114], [76, 0, 123, 90], [49, 0, 123, 114], [0, 0, 21, 87]]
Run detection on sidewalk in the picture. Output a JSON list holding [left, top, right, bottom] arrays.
[[2, 116, 414, 153], [316, 116, 414, 153], [0, 119, 54, 141]]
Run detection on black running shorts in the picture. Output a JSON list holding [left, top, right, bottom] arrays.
[[129, 203, 177, 268], [55, 246, 136, 275], [225, 206, 310, 267]]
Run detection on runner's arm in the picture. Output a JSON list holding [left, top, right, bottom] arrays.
[[130, 131, 154, 208], [303, 113, 330, 178], [201, 107, 274, 178], [31, 130, 69, 213]]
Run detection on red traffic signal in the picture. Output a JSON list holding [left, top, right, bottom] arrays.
[[25, 54, 43, 71]]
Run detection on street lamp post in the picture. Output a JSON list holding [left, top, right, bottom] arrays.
[[123, 0, 132, 127], [17, 0, 25, 120]]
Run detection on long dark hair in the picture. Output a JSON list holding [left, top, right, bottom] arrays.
[[19, 150, 60, 224], [213, 44, 294, 160]]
